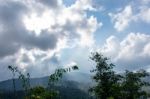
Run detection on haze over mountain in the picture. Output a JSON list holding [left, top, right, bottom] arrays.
[[0, 72, 92, 92], [0, 72, 94, 99]]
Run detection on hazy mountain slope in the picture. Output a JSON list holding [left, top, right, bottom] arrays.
[[0, 73, 94, 99], [0, 72, 93, 92]]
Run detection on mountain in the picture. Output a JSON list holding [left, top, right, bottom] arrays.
[[0, 76, 48, 91], [0, 72, 93, 91], [1, 72, 150, 99], [0, 72, 94, 99]]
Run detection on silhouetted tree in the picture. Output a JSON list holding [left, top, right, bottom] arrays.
[[8, 65, 31, 98], [121, 70, 150, 99], [89, 52, 122, 99], [8, 65, 18, 98], [48, 65, 78, 86], [48, 65, 79, 97], [89, 52, 150, 99]]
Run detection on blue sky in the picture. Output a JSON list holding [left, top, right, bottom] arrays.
[[0, 0, 150, 81]]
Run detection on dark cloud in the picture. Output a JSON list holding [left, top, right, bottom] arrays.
[[23, 30, 58, 51], [0, 1, 28, 57], [0, 42, 19, 58], [37, 0, 60, 8], [0, 1, 27, 24], [0, 1, 60, 57]]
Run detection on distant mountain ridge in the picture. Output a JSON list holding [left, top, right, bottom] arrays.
[[0, 73, 94, 99], [0, 72, 93, 92]]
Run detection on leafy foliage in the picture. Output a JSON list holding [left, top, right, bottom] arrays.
[[48, 65, 78, 85], [90, 52, 150, 99], [26, 86, 58, 99], [121, 70, 150, 99], [90, 52, 122, 99]]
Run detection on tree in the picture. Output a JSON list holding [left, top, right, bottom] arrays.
[[27, 86, 58, 99], [8, 65, 31, 98], [8, 65, 79, 99], [47, 65, 79, 97], [89, 52, 122, 99], [8, 65, 18, 98], [121, 70, 150, 99], [89, 52, 150, 99], [18, 71, 31, 97], [48, 65, 78, 86], [26, 65, 79, 99]]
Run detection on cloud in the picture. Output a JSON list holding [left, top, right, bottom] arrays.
[[23, 0, 100, 47], [100, 35, 120, 58], [138, 7, 150, 23], [23, 30, 59, 50], [109, 5, 133, 32], [100, 33, 150, 71], [37, 0, 62, 8], [141, 0, 150, 4], [0, 1, 28, 57], [109, 2, 150, 31], [0, 0, 100, 81]]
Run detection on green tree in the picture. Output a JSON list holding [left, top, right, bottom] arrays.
[[89, 52, 122, 99], [121, 70, 150, 99], [89, 52, 150, 99], [27, 86, 58, 99]]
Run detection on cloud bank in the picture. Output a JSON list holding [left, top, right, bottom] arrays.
[[100, 33, 150, 71]]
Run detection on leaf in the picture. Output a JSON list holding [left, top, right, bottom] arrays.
[[72, 65, 78, 70]]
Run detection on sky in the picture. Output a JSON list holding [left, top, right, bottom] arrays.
[[0, 0, 150, 81]]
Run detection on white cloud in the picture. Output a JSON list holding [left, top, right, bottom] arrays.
[[142, 43, 150, 56], [100, 32, 150, 71], [138, 7, 150, 23], [23, 0, 100, 48], [109, 3, 150, 31], [23, 10, 56, 35], [100, 36, 120, 58], [109, 5, 132, 32], [141, 0, 150, 4], [71, 0, 96, 11]]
